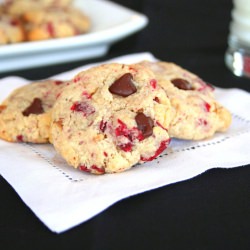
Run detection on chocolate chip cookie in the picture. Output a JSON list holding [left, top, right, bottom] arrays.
[[0, 79, 68, 143], [138, 61, 232, 140], [50, 63, 172, 174]]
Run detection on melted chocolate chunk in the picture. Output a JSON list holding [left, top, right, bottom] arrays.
[[109, 73, 137, 97], [22, 98, 44, 116], [171, 78, 194, 90], [135, 112, 154, 138]]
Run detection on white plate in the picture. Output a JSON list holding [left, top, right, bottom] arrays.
[[0, 0, 148, 73]]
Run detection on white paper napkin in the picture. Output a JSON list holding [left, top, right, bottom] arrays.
[[0, 52, 250, 233]]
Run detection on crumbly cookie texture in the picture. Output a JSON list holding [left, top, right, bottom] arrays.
[[0, 14, 25, 44], [23, 7, 90, 41], [0, 79, 68, 143], [137, 61, 232, 140], [2, 0, 73, 16], [50, 63, 172, 174]]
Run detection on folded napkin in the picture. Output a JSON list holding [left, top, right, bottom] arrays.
[[0, 53, 250, 233]]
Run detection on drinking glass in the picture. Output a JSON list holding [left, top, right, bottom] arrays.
[[225, 0, 250, 78]]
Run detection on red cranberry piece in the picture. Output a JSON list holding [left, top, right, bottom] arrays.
[[204, 102, 211, 112], [91, 165, 105, 174], [46, 22, 55, 37], [150, 79, 157, 89], [197, 80, 215, 92], [171, 78, 194, 90], [198, 118, 208, 126], [82, 91, 92, 99], [99, 120, 107, 132], [54, 80, 64, 85], [109, 73, 137, 97], [79, 165, 90, 172], [119, 142, 133, 152], [73, 76, 81, 83], [156, 121, 168, 131], [22, 98, 44, 116], [115, 119, 128, 137], [79, 164, 105, 174], [16, 135, 23, 142], [134, 129, 144, 141], [115, 120, 144, 148], [141, 139, 170, 162], [70, 101, 95, 117], [135, 113, 154, 138]]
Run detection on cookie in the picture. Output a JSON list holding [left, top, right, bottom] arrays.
[[0, 14, 25, 44], [0, 4, 5, 14], [50, 63, 172, 174], [23, 7, 90, 41], [0, 79, 68, 143], [2, 0, 73, 16], [137, 61, 232, 140]]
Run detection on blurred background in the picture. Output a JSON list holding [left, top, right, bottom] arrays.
[[3, 0, 248, 91], [111, 0, 249, 90]]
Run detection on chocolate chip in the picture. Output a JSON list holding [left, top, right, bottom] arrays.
[[22, 98, 44, 116], [109, 73, 137, 97], [171, 78, 194, 90], [135, 113, 154, 138]]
